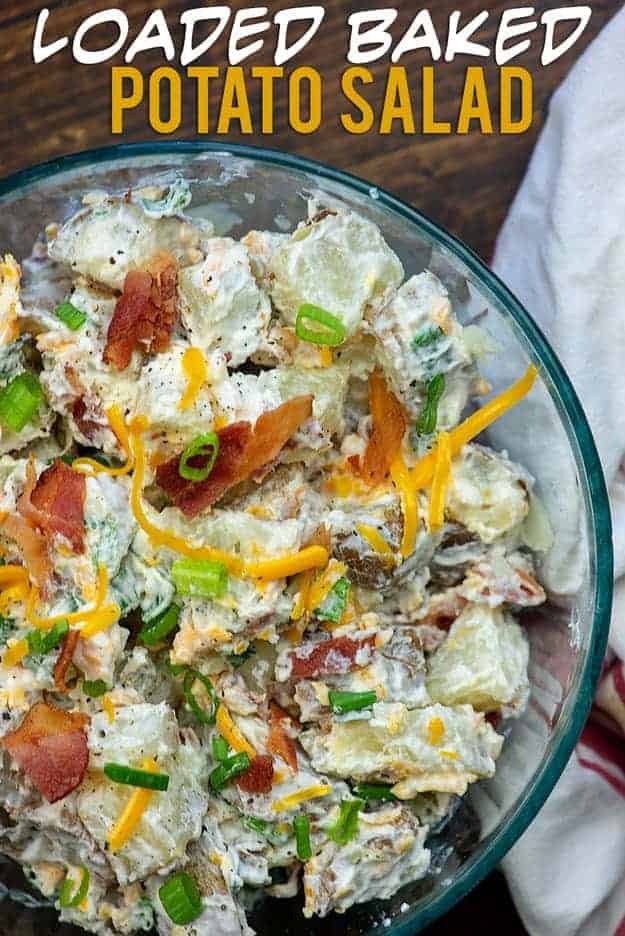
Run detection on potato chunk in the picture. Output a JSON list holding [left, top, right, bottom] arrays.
[[268, 209, 403, 336], [426, 603, 529, 713], [300, 701, 502, 797]]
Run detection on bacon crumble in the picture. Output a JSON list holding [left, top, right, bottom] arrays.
[[1, 701, 89, 803], [156, 395, 313, 518], [104, 253, 178, 370]]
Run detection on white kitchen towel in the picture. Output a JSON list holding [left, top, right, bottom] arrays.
[[492, 6, 625, 935]]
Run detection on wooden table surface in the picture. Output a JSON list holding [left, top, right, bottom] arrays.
[[0, 1, 618, 933]]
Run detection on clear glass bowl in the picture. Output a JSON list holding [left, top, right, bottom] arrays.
[[0, 143, 613, 935]]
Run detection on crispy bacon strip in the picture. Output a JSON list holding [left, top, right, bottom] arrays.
[[236, 754, 274, 794], [268, 703, 298, 773], [156, 396, 313, 518], [289, 635, 377, 680], [1, 701, 89, 803], [361, 371, 406, 487], [104, 253, 178, 370], [53, 629, 80, 692], [21, 459, 86, 554]]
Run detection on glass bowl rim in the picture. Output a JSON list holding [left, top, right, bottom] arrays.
[[0, 140, 613, 933]]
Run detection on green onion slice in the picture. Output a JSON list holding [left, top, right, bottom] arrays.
[[352, 783, 397, 802], [415, 373, 446, 436], [295, 304, 346, 347], [54, 301, 87, 331], [171, 558, 228, 599], [0, 373, 44, 433], [26, 619, 69, 656], [138, 603, 181, 647], [82, 679, 108, 698], [59, 865, 90, 908], [315, 577, 350, 624], [178, 432, 220, 483], [293, 815, 312, 861], [328, 690, 377, 715], [243, 816, 271, 836], [212, 736, 229, 763], [210, 752, 251, 793], [183, 669, 218, 725], [104, 762, 170, 791], [159, 871, 203, 926], [412, 326, 444, 350], [327, 798, 364, 846]]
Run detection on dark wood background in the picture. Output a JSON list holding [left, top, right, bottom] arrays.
[[0, 1, 618, 932]]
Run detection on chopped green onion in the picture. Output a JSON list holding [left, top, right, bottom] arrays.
[[328, 690, 377, 715], [295, 304, 346, 347], [415, 374, 446, 436], [168, 662, 188, 676], [327, 799, 364, 846], [212, 736, 229, 762], [210, 752, 251, 793], [53, 301, 87, 331], [178, 432, 220, 483], [227, 645, 256, 669], [0, 373, 44, 433], [315, 577, 350, 624], [59, 865, 90, 908], [243, 816, 271, 836], [411, 326, 444, 350], [172, 559, 227, 599], [26, 619, 69, 656], [159, 871, 203, 926], [82, 679, 108, 698], [293, 815, 312, 861], [352, 783, 397, 802], [183, 669, 218, 725], [104, 762, 170, 791], [138, 603, 181, 647]]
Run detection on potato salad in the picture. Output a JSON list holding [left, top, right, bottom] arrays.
[[0, 181, 547, 935]]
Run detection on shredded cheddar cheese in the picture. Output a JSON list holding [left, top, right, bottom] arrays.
[[27, 565, 119, 638], [427, 716, 445, 746], [1, 638, 29, 668], [357, 524, 394, 557], [102, 695, 116, 723], [305, 559, 347, 614], [107, 758, 160, 853], [428, 432, 452, 532], [0, 565, 29, 587], [319, 347, 333, 368], [216, 705, 256, 758], [390, 454, 418, 558], [271, 784, 333, 812], [72, 405, 134, 477], [412, 365, 538, 490], [247, 547, 329, 582], [178, 347, 208, 411]]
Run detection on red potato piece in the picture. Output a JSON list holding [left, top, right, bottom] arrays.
[[1, 701, 89, 803], [268, 703, 298, 773], [104, 253, 178, 370], [289, 635, 377, 680], [236, 754, 274, 794], [156, 396, 313, 518]]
